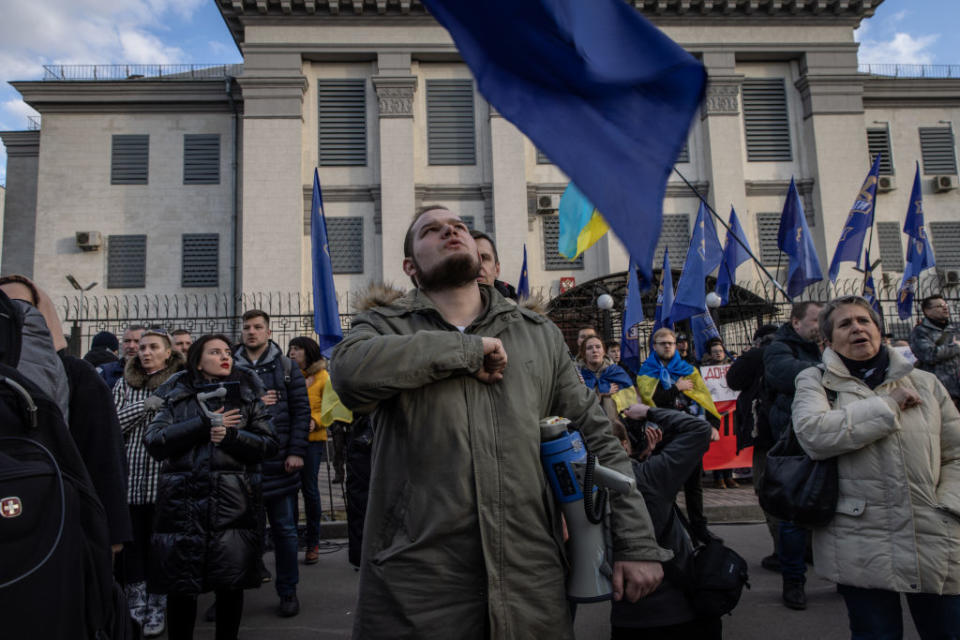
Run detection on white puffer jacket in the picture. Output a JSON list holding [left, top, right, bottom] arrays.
[[792, 346, 960, 594]]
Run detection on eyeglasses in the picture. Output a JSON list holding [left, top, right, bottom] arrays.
[[654, 341, 676, 346]]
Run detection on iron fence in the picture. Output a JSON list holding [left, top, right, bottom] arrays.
[[42, 64, 243, 82], [858, 63, 960, 79]]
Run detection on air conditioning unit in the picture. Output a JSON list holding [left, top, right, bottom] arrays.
[[537, 194, 561, 213], [877, 175, 896, 192], [75, 231, 102, 251], [933, 175, 957, 193]]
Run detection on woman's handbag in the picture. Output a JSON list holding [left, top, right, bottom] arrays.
[[758, 388, 838, 526]]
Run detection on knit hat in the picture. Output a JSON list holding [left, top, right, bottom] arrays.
[[91, 331, 119, 352]]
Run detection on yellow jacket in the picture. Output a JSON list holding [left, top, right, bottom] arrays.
[[302, 363, 328, 442]]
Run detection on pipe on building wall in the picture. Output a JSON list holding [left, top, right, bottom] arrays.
[[226, 76, 240, 318]]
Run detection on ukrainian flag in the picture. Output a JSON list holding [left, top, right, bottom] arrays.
[[558, 183, 610, 260]]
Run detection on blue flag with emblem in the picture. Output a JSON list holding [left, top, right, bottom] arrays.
[[670, 203, 713, 324], [651, 248, 675, 343], [698, 201, 723, 275], [716, 207, 751, 305], [862, 247, 882, 318], [620, 261, 645, 373], [829, 154, 881, 283], [310, 169, 343, 353], [897, 163, 936, 320], [420, 0, 706, 286], [517, 244, 530, 300], [691, 311, 721, 361], [778, 177, 823, 299]]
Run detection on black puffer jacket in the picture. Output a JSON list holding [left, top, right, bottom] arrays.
[[761, 323, 822, 442], [143, 367, 278, 595], [234, 341, 310, 499]]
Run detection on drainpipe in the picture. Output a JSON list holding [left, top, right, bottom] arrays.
[[226, 76, 240, 317]]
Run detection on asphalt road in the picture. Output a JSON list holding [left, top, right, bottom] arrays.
[[180, 523, 921, 639]]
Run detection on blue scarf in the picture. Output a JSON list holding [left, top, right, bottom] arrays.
[[580, 364, 634, 393], [636, 350, 695, 390]]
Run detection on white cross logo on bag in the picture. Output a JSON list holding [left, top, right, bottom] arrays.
[[0, 497, 22, 518]]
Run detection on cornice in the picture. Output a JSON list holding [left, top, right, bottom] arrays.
[[10, 81, 236, 115], [862, 76, 960, 109], [415, 183, 490, 202], [301, 184, 380, 233], [0, 130, 41, 157]]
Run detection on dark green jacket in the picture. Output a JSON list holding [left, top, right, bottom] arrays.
[[331, 285, 670, 640]]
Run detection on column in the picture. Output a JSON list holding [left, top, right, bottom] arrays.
[[0, 130, 40, 277]]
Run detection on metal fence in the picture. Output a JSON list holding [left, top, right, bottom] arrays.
[[42, 64, 243, 82], [858, 63, 960, 79]]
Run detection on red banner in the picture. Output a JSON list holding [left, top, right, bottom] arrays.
[[701, 399, 753, 471]]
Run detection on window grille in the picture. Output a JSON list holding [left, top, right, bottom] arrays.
[[742, 78, 792, 162], [182, 234, 219, 287], [318, 80, 367, 166], [111, 135, 149, 184], [107, 235, 147, 288], [427, 80, 476, 165]]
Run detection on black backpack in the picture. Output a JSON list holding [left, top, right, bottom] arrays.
[[0, 291, 130, 639]]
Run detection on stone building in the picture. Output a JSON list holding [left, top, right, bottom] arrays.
[[2, 0, 959, 315]]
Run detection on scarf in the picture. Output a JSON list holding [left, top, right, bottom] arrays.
[[838, 347, 890, 390], [636, 350, 695, 390], [580, 364, 634, 394]]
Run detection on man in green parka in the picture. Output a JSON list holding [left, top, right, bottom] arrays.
[[330, 206, 671, 639]]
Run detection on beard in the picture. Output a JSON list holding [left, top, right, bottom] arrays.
[[413, 252, 481, 293]]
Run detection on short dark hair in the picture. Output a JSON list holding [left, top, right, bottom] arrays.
[[921, 295, 946, 311], [171, 329, 191, 337], [124, 324, 146, 334], [186, 333, 235, 380], [605, 340, 620, 352], [242, 309, 270, 326], [818, 296, 882, 342], [469, 229, 499, 264], [403, 204, 452, 259], [288, 336, 323, 369], [790, 301, 824, 322], [706, 338, 724, 350]]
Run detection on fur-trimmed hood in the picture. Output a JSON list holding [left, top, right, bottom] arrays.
[[303, 360, 326, 378], [356, 283, 406, 312], [123, 349, 185, 391]]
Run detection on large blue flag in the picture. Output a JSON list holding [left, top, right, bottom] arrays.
[[517, 244, 530, 300], [651, 248, 675, 342], [778, 178, 823, 299], [698, 201, 723, 275], [898, 163, 936, 320], [691, 312, 721, 361], [620, 261, 645, 373], [670, 204, 713, 324], [828, 154, 881, 283], [310, 169, 343, 353], [421, 0, 706, 285], [716, 207, 751, 305], [862, 247, 882, 318]]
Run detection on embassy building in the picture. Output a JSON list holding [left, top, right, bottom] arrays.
[[2, 0, 959, 317]]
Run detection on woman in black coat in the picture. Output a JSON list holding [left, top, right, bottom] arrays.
[[144, 334, 278, 640]]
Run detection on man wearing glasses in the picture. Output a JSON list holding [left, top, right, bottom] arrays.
[[910, 295, 960, 410]]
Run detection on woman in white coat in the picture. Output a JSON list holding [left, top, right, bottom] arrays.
[[792, 295, 960, 639]]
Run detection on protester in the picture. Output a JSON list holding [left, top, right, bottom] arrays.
[[610, 403, 720, 639], [287, 336, 328, 565], [675, 332, 696, 364], [577, 326, 598, 349], [726, 323, 780, 570], [762, 301, 824, 610], [83, 330, 120, 367], [470, 228, 518, 301], [145, 334, 278, 640], [234, 310, 310, 617], [793, 296, 960, 638], [637, 327, 721, 544], [98, 324, 145, 389], [698, 338, 735, 488], [331, 205, 670, 639], [606, 340, 622, 365], [910, 294, 960, 410], [113, 328, 185, 636], [171, 329, 193, 355], [579, 335, 634, 422]]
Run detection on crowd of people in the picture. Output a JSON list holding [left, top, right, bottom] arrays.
[[2, 206, 959, 639]]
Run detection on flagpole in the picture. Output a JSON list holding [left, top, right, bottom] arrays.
[[673, 167, 789, 300]]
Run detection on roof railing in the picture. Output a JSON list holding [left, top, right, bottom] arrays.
[[859, 63, 960, 79], [41, 64, 243, 81]]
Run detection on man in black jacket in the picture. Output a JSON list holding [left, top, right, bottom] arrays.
[[234, 310, 311, 617], [610, 403, 719, 639], [761, 301, 823, 611]]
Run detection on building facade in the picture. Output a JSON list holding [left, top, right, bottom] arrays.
[[2, 0, 959, 317]]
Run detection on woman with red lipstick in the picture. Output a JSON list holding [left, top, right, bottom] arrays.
[[145, 334, 278, 640]]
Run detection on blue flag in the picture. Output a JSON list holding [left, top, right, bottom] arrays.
[[829, 154, 881, 283], [670, 204, 713, 324], [517, 244, 530, 300], [716, 207, 751, 305], [691, 312, 721, 361], [651, 248, 675, 342], [898, 163, 936, 320], [862, 247, 882, 318], [778, 178, 823, 299], [421, 0, 706, 285], [698, 201, 724, 275], [620, 261, 645, 373], [310, 169, 343, 354]]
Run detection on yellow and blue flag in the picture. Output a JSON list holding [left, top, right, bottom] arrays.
[[558, 183, 610, 259]]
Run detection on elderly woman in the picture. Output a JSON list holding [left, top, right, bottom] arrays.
[[792, 296, 960, 637]]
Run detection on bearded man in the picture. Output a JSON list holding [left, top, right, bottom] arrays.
[[330, 206, 670, 640]]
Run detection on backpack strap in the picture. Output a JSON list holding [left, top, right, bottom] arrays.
[[281, 355, 292, 385]]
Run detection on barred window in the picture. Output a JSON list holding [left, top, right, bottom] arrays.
[[930, 222, 960, 268], [426, 80, 476, 165], [182, 234, 219, 287], [654, 214, 691, 266], [107, 235, 147, 288], [183, 135, 220, 184], [756, 212, 785, 266], [866, 128, 894, 175], [543, 215, 584, 271], [919, 127, 958, 175], [876, 222, 904, 272], [742, 78, 792, 162], [111, 135, 149, 184], [318, 80, 367, 166], [326, 217, 364, 274]]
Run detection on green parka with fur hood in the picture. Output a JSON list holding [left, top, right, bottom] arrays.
[[331, 284, 670, 640]]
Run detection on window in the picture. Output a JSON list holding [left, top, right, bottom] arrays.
[[183, 135, 220, 184], [181, 234, 219, 287], [318, 80, 367, 166], [756, 212, 785, 266], [654, 214, 691, 266], [676, 140, 690, 164], [866, 128, 894, 175], [426, 80, 476, 165], [111, 135, 149, 184], [327, 217, 364, 274], [742, 78, 792, 161], [543, 215, 584, 271], [107, 235, 147, 288], [919, 127, 958, 175], [930, 222, 960, 268], [876, 221, 904, 272]]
